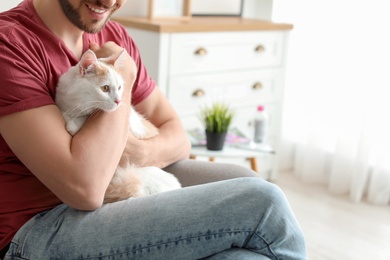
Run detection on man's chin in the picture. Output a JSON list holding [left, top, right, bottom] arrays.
[[83, 20, 107, 34]]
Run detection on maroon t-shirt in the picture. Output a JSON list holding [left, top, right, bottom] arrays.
[[0, 0, 156, 250]]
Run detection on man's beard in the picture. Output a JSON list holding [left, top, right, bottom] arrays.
[[58, 0, 117, 33]]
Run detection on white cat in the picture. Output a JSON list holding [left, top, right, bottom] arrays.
[[55, 49, 181, 203]]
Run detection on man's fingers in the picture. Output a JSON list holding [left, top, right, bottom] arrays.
[[89, 42, 100, 51], [89, 41, 123, 59]]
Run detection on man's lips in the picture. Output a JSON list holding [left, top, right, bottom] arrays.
[[86, 4, 107, 14]]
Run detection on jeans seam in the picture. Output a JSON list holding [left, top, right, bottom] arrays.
[[252, 232, 279, 260], [243, 214, 279, 260], [80, 229, 254, 259]]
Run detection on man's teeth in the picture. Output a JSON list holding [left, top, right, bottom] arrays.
[[87, 5, 105, 14]]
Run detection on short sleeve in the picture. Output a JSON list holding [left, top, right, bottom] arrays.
[[0, 25, 55, 117]]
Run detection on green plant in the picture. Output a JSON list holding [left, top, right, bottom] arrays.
[[199, 103, 234, 133]]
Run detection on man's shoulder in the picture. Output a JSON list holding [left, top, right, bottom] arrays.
[[0, 18, 43, 54], [0, 14, 21, 36], [0, 1, 33, 34], [0, 18, 29, 38], [0, 9, 39, 44]]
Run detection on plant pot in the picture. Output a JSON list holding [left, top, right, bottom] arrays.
[[205, 131, 227, 151]]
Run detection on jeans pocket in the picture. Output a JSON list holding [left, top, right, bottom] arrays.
[[5, 208, 57, 260]]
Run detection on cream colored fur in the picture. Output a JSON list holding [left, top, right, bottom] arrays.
[[55, 50, 181, 203]]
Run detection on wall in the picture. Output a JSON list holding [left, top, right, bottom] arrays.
[[2, 0, 273, 21], [0, 0, 23, 12], [114, 0, 274, 20], [242, 0, 273, 20]]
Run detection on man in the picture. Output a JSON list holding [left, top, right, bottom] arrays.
[[0, 0, 307, 259]]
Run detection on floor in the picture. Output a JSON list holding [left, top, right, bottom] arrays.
[[274, 171, 390, 260]]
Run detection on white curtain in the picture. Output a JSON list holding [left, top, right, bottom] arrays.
[[273, 0, 390, 205]]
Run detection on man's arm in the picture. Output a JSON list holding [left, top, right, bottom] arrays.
[[0, 104, 129, 211], [123, 87, 191, 168], [0, 44, 135, 211]]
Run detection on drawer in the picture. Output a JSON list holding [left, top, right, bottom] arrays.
[[168, 68, 284, 116], [169, 31, 284, 75]]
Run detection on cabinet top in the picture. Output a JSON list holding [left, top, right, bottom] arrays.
[[112, 16, 293, 33]]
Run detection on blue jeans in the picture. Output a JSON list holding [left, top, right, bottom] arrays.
[[4, 160, 306, 259]]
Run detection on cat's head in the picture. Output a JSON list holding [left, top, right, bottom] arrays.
[[56, 49, 137, 118], [73, 49, 125, 112]]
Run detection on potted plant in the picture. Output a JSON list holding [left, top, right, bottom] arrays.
[[199, 102, 234, 151]]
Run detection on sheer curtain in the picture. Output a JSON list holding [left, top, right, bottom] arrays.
[[273, 0, 390, 205]]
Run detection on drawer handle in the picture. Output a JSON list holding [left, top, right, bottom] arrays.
[[255, 45, 265, 53], [194, 47, 208, 56], [192, 89, 205, 97], [252, 82, 263, 90]]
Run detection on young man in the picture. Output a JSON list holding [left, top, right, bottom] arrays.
[[0, 0, 307, 259]]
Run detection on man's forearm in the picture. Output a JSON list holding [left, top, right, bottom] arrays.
[[123, 118, 191, 168], [151, 118, 191, 167]]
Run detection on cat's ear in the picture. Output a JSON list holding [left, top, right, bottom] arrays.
[[113, 50, 128, 69], [113, 50, 138, 77], [103, 49, 127, 69], [79, 50, 98, 76]]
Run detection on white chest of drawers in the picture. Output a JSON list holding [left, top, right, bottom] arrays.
[[114, 17, 293, 180]]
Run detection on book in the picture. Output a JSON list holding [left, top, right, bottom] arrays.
[[187, 127, 274, 153], [187, 127, 250, 147]]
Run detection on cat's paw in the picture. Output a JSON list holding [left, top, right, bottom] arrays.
[[66, 117, 87, 135], [66, 122, 79, 135]]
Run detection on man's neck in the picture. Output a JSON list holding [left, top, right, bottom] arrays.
[[33, 0, 84, 58]]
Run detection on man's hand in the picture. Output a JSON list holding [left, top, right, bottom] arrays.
[[89, 41, 122, 59]]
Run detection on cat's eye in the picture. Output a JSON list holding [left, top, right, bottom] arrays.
[[101, 85, 110, 92]]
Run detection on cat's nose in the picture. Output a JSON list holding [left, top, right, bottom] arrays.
[[115, 99, 121, 105]]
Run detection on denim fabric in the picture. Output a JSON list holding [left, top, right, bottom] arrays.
[[4, 178, 306, 259], [202, 248, 272, 259]]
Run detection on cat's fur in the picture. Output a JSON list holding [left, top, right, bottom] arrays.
[[55, 49, 181, 203]]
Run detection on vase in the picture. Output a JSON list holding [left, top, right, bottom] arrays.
[[205, 131, 227, 151]]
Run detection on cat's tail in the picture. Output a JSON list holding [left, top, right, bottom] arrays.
[[133, 166, 182, 196], [103, 165, 144, 203], [103, 165, 182, 203]]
